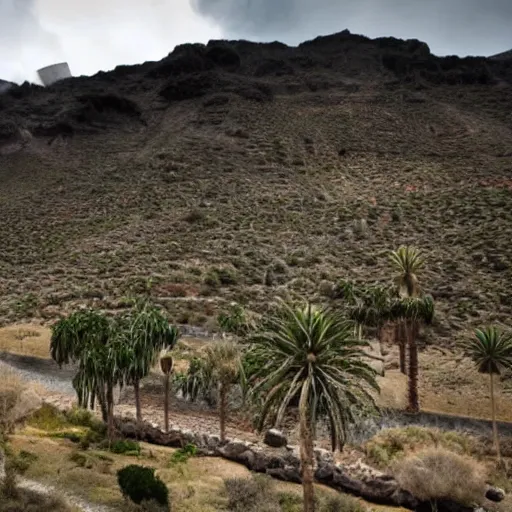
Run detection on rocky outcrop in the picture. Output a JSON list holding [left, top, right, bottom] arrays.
[[116, 417, 418, 509], [116, 418, 505, 511]]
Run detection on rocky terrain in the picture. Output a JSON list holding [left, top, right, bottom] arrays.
[[0, 29, 512, 348]]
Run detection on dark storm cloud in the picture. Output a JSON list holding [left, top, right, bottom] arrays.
[[191, 0, 512, 56]]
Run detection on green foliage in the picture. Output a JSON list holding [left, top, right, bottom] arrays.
[[66, 406, 106, 433], [27, 404, 67, 431], [110, 439, 141, 455], [168, 443, 197, 465], [389, 245, 424, 297], [117, 465, 169, 509], [217, 303, 253, 336], [462, 326, 512, 375], [250, 299, 379, 450]]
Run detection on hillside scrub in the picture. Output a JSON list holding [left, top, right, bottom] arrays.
[[393, 448, 487, 506]]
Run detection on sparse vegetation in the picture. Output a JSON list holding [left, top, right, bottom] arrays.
[[393, 448, 487, 507]]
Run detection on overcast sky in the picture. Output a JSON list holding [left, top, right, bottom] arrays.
[[1, 0, 511, 84]]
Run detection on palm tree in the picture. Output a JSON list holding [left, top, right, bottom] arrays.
[[119, 300, 179, 422], [160, 352, 174, 433], [204, 341, 242, 442], [51, 309, 132, 440], [389, 246, 425, 375], [177, 341, 243, 442], [249, 301, 378, 512], [462, 327, 512, 463], [50, 309, 111, 421], [389, 246, 424, 298], [390, 296, 434, 412]]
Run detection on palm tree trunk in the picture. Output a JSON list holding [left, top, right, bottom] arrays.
[[219, 382, 227, 442], [97, 383, 108, 422], [490, 372, 501, 462], [299, 383, 315, 512], [164, 373, 170, 433], [106, 384, 115, 442], [396, 322, 406, 374], [407, 321, 420, 413], [133, 379, 142, 422], [90, 389, 96, 411]]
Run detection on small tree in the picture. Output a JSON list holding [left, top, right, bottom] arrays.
[[178, 342, 243, 442], [462, 326, 512, 463], [119, 300, 179, 422], [160, 353, 174, 433]]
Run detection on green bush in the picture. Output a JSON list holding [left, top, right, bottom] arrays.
[[66, 406, 106, 433], [27, 404, 67, 431], [168, 443, 197, 465], [117, 465, 169, 509], [110, 439, 141, 455]]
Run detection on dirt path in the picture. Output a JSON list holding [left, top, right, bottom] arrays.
[[19, 478, 114, 512]]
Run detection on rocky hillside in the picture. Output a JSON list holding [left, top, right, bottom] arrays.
[[1, 30, 511, 344]]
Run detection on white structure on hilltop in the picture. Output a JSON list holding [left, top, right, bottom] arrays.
[[37, 62, 72, 86]]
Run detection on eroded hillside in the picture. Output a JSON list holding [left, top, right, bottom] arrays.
[[0, 30, 511, 344]]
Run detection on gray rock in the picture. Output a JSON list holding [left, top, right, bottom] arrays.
[[264, 428, 287, 448], [218, 439, 252, 459]]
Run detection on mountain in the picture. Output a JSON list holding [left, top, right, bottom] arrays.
[[0, 30, 511, 342], [491, 49, 512, 60]]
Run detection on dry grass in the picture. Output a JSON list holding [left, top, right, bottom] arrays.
[[393, 448, 487, 506], [0, 324, 50, 359], [0, 367, 24, 433], [0, 487, 71, 512], [366, 427, 474, 467], [8, 425, 391, 512]]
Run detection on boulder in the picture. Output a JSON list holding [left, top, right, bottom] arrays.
[[485, 486, 505, 502], [264, 429, 287, 448]]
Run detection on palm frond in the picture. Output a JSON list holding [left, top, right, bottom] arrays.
[[462, 326, 512, 375], [249, 300, 379, 450]]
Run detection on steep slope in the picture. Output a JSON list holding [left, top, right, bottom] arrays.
[[0, 30, 511, 345]]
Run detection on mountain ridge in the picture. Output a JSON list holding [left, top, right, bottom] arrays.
[[0, 29, 511, 342]]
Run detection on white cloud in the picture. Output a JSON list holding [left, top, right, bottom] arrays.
[[0, 0, 221, 84]]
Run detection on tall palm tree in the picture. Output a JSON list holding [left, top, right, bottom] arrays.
[[390, 296, 434, 412], [462, 327, 512, 463], [249, 301, 378, 512], [119, 300, 179, 422]]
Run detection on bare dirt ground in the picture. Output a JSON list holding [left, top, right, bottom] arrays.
[[2, 323, 511, 432]]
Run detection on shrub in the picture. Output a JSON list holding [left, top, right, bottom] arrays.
[[66, 406, 105, 432], [224, 475, 280, 512], [117, 465, 169, 509], [318, 494, 366, 512], [393, 448, 487, 506], [27, 404, 67, 431], [168, 443, 197, 465], [366, 427, 473, 467], [110, 439, 141, 455]]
